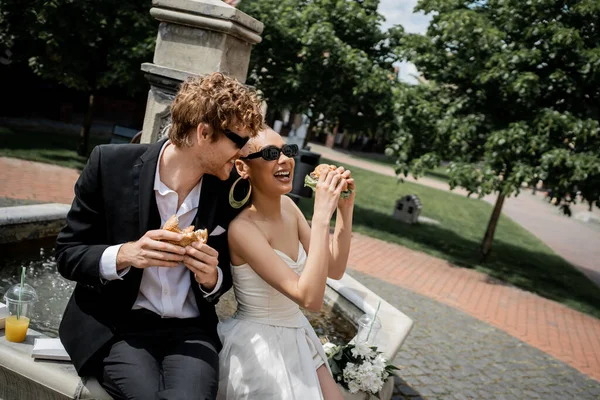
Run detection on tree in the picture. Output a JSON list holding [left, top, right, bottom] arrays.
[[238, 0, 400, 145], [237, 0, 308, 115], [0, 0, 156, 155], [387, 0, 600, 258]]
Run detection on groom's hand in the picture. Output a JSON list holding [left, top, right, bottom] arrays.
[[117, 229, 186, 271], [183, 242, 219, 291]]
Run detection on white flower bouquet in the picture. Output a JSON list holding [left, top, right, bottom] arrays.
[[323, 340, 398, 398]]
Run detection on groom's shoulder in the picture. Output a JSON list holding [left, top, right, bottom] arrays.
[[94, 142, 152, 158], [89, 142, 153, 167]]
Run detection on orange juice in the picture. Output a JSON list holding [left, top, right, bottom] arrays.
[[5, 315, 30, 342]]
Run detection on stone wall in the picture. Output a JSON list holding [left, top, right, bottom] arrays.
[[0, 204, 70, 244]]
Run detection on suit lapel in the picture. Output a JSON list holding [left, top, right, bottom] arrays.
[[194, 174, 220, 235], [191, 174, 223, 305], [137, 140, 166, 236]]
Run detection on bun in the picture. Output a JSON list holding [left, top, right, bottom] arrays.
[[309, 164, 348, 191], [162, 215, 208, 246]]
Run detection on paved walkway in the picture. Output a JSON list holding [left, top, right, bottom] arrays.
[[358, 270, 600, 399], [308, 143, 600, 288], [0, 156, 599, 391]]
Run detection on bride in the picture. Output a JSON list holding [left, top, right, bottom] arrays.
[[217, 128, 355, 399]]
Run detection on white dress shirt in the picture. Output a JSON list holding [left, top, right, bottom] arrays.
[[99, 141, 223, 318]]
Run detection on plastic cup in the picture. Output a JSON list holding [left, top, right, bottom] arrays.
[[3, 283, 38, 343], [355, 313, 382, 345]]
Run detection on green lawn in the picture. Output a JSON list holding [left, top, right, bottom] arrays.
[[0, 126, 109, 170], [298, 158, 600, 319]]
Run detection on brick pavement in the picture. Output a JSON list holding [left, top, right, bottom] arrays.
[[0, 157, 78, 205], [0, 155, 599, 384]]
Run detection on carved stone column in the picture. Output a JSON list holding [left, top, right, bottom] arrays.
[[140, 0, 263, 143]]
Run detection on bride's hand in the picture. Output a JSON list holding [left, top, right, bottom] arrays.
[[312, 169, 346, 223], [336, 168, 355, 212]]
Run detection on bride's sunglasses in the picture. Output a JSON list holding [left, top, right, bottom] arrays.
[[241, 144, 299, 161]]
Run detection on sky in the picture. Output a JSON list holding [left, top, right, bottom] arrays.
[[378, 0, 431, 84]]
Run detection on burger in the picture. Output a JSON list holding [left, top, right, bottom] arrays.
[[162, 215, 208, 247], [304, 164, 353, 199]]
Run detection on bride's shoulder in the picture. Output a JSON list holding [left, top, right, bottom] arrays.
[[281, 194, 296, 207], [282, 195, 307, 228], [282, 195, 302, 216], [230, 210, 257, 232], [229, 209, 268, 242]]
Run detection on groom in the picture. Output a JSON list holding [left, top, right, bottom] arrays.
[[56, 72, 264, 399]]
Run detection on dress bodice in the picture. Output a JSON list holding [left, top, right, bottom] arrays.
[[218, 242, 330, 399], [230, 242, 307, 328]]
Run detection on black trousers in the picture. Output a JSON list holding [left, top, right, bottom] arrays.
[[94, 310, 219, 400]]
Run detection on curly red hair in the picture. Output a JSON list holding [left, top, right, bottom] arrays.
[[169, 72, 264, 147]]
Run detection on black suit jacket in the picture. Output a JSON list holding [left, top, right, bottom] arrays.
[[55, 139, 239, 376]]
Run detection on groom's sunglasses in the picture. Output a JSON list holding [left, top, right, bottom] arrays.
[[241, 144, 299, 161], [223, 129, 250, 149]]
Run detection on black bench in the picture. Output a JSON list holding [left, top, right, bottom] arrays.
[[110, 125, 142, 144]]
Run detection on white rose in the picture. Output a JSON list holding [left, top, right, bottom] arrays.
[[343, 362, 358, 380], [347, 381, 360, 394], [372, 354, 387, 369], [351, 342, 375, 359], [322, 342, 337, 357]]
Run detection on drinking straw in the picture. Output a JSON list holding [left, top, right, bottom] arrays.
[[366, 300, 381, 343], [17, 267, 25, 320]]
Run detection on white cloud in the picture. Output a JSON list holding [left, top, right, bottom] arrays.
[[378, 0, 431, 84]]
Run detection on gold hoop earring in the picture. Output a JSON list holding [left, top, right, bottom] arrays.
[[229, 177, 252, 209]]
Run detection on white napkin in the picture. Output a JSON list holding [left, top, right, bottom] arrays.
[[31, 338, 71, 361], [0, 302, 7, 329]]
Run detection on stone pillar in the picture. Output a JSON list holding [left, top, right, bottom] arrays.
[[140, 0, 264, 144]]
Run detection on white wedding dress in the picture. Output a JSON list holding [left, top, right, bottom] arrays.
[[217, 242, 330, 399]]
